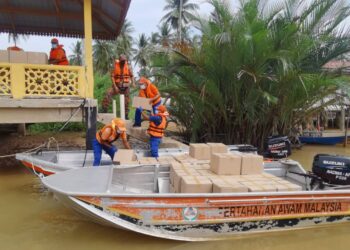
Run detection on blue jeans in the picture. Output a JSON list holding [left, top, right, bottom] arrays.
[[92, 139, 117, 166], [134, 101, 161, 127], [150, 136, 162, 158]]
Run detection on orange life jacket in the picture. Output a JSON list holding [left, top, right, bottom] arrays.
[[96, 124, 119, 144], [49, 45, 69, 65], [114, 60, 131, 84], [148, 114, 167, 138], [140, 81, 161, 106]]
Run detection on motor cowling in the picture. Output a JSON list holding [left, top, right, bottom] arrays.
[[312, 154, 350, 185], [264, 136, 292, 159]]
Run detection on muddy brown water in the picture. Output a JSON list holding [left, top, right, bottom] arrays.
[[1, 145, 350, 250]]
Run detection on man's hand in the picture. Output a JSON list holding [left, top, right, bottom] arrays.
[[149, 99, 153, 105]]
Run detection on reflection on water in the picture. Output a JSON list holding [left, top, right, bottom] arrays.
[[0, 145, 350, 250]]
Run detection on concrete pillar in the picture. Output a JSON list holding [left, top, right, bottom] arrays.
[[17, 123, 26, 136]]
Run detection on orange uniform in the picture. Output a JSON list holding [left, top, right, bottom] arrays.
[[138, 78, 161, 105], [148, 113, 167, 138], [49, 45, 69, 65], [113, 60, 132, 86]]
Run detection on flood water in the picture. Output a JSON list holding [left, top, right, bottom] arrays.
[[1, 145, 350, 250]]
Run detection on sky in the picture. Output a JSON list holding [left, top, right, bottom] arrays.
[[0, 0, 217, 56]]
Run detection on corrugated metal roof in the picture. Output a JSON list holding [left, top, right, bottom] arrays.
[[0, 0, 131, 40]]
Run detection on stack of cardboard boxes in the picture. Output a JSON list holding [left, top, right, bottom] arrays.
[[169, 143, 302, 193], [0, 50, 48, 64]]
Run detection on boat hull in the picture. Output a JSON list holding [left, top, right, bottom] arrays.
[[53, 192, 350, 241], [299, 136, 345, 145]]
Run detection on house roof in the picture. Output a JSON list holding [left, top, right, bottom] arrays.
[[0, 0, 131, 40]]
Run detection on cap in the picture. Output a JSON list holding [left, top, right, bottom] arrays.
[[112, 118, 126, 132], [51, 38, 58, 44]]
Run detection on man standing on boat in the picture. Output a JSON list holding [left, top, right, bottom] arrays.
[[93, 118, 131, 166], [133, 77, 162, 127], [102, 54, 134, 118], [141, 105, 168, 158]]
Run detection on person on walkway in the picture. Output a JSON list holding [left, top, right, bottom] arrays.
[[92, 118, 131, 166], [141, 105, 168, 158], [134, 77, 161, 127], [48, 38, 69, 65], [102, 54, 134, 118]]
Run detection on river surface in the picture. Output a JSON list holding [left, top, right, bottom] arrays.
[[1, 145, 350, 250]]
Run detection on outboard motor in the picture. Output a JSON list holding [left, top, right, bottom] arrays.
[[312, 154, 350, 185], [264, 136, 291, 159]]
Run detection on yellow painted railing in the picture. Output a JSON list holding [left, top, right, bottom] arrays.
[[0, 63, 93, 99]]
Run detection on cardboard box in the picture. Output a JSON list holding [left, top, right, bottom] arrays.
[[174, 154, 199, 164], [210, 153, 241, 175], [173, 168, 199, 192], [241, 154, 263, 175], [180, 176, 212, 193], [132, 96, 152, 110], [189, 144, 211, 160], [9, 50, 27, 63], [212, 178, 248, 193], [274, 180, 302, 191], [157, 156, 175, 164], [207, 143, 228, 154], [0, 50, 9, 62], [113, 149, 137, 164], [138, 157, 159, 165], [240, 181, 277, 192], [27, 52, 48, 64], [197, 169, 217, 177]]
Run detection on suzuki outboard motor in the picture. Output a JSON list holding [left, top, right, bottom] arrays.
[[312, 154, 350, 185], [264, 136, 291, 159]]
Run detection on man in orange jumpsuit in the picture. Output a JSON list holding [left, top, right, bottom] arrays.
[[48, 38, 69, 65], [93, 118, 131, 166], [102, 54, 134, 118], [133, 77, 162, 127]]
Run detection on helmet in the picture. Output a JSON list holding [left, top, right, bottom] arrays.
[[112, 118, 126, 132], [51, 38, 59, 44], [157, 105, 167, 113]]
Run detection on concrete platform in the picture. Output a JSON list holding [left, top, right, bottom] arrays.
[[0, 98, 97, 124]]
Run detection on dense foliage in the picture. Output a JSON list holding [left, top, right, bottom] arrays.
[[153, 0, 350, 147]]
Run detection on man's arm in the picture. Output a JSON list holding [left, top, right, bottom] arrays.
[[149, 94, 160, 104], [121, 132, 131, 149], [141, 111, 150, 121]]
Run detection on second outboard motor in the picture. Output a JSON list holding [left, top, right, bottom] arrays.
[[312, 154, 350, 185], [264, 136, 291, 159]]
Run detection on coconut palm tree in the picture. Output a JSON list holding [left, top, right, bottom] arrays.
[[134, 33, 150, 75], [69, 40, 83, 66], [157, 0, 350, 147], [93, 40, 115, 75], [161, 0, 199, 41], [114, 19, 135, 59], [7, 33, 29, 48]]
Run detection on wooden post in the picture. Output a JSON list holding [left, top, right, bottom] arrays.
[[120, 94, 125, 120], [83, 0, 94, 98], [112, 99, 117, 118]]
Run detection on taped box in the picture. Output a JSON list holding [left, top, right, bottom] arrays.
[[240, 181, 277, 192], [174, 154, 199, 164], [157, 156, 175, 164], [189, 143, 211, 160], [180, 176, 212, 193], [132, 96, 152, 110], [113, 149, 137, 165], [210, 153, 241, 175], [274, 180, 302, 191], [0, 50, 9, 62], [211, 177, 248, 193], [241, 154, 263, 175], [9, 50, 27, 63], [170, 168, 199, 192], [27, 52, 48, 64], [207, 143, 228, 155]]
